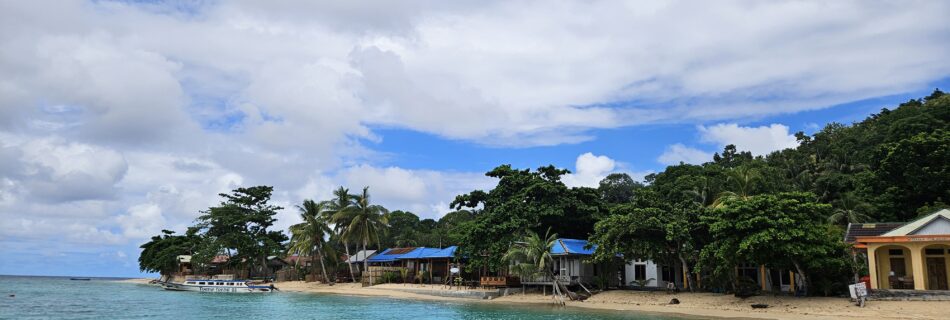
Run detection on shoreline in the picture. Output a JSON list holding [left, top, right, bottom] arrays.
[[116, 279, 947, 319]]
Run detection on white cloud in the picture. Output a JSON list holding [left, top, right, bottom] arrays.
[[339, 165, 496, 219], [115, 204, 167, 240], [657, 144, 714, 165], [698, 123, 800, 156], [562, 153, 616, 188]]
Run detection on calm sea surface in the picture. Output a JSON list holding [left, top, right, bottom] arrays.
[[0, 276, 683, 319]]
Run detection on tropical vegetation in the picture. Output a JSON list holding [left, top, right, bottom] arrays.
[[139, 90, 949, 295]]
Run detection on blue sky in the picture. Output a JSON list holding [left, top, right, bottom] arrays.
[[1, 1, 949, 277]]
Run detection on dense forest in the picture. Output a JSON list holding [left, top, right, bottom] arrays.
[[140, 90, 948, 295]]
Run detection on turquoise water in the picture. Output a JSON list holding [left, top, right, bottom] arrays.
[[0, 276, 682, 319]]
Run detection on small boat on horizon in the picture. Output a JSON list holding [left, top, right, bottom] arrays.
[[161, 279, 276, 293], [70, 278, 92, 281]]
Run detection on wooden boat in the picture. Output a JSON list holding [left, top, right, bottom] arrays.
[[161, 279, 276, 293]]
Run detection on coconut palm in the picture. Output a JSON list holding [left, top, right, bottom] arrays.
[[711, 166, 761, 208], [828, 193, 874, 225], [324, 186, 358, 282], [503, 228, 558, 281], [333, 186, 389, 282], [288, 199, 332, 284]]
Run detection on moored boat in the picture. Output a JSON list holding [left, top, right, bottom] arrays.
[[161, 279, 276, 293]]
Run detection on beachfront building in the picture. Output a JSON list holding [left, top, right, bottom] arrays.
[[552, 238, 622, 287], [624, 259, 684, 289], [512, 238, 622, 288], [346, 249, 376, 274], [734, 264, 798, 294], [363, 247, 462, 285], [397, 246, 460, 284], [853, 209, 950, 291]]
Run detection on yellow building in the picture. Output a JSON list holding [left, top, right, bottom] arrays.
[[854, 209, 950, 291]]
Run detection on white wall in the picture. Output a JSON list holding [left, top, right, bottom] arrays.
[[624, 259, 683, 288]]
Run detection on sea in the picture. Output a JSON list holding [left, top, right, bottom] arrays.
[[0, 275, 685, 319]]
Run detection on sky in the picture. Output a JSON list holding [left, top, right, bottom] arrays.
[[1, 0, 948, 277]]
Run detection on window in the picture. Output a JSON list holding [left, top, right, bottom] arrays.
[[661, 266, 675, 282], [634, 264, 646, 281], [198, 282, 206, 285], [889, 249, 904, 256], [925, 249, 944, 255], [890, 258, 906, 277]]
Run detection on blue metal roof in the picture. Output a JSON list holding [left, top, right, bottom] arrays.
[[396, 247, 442, 260], [417, 246, 457, 259], [366, 248, 419, 263], [551, 238, 596, 256], [366, 246, 460, 262]]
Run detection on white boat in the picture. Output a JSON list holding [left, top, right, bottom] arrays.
[[161, 279, 276, 293]]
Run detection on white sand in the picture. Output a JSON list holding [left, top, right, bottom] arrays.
[[277, 281, 950, 320]]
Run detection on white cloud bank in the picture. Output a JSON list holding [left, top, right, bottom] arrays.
[[657, 144, 714, 165], [699, 123, 800, 156]]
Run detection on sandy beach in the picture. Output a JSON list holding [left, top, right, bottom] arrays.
[[116, 279, 948, 319], [276, 281, 949, 320]]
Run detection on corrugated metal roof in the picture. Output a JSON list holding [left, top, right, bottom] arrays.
[[417, 246, 457, 259], [396, 247, 442, 260], [346, 250, 377, 263], [844, 223, 902, 243], [367, 247, 419, 263], [882, 209, 950, 237], [551, 238, 596, 256]]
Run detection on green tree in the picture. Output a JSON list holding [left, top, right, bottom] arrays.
[[452, 165, 607, 272], [827, 192, 873, 225], [193, 186, 287, 277], [503, 228, 558, 281], [700, 192, 849, 295], [333, 186, 389, 279], [590, 190, 704, 291], [324, 186, 358, 282], [598, 173, 643, 204], [288, 199, 333, 284], [139, 228, 200, 276]]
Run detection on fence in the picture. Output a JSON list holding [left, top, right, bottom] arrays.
[[361, 266, 414, 286]]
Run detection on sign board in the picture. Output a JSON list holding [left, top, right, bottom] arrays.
[[854, 282, 868, 297], [450, 267, 459, 274], [849, 282, 868, 299]]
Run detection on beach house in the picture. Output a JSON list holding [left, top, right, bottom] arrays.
[[852, 209, 950, 291], [510, 238, 622, 288], [362, 247, 462, 285], [624, 259, 684, 289]]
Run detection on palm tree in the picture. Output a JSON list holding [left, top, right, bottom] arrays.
[[711, 166, 761, 208], [828, 193, 873, 225], [324, 187, 358, 282], [503, 228, 558, 281], [333, 186, 389, 283], [288, 199, 333, 285]]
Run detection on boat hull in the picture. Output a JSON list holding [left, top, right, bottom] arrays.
[[161, 282, 275, 293]]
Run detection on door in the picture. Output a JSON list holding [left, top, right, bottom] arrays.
[[926, 257, 948, 290]]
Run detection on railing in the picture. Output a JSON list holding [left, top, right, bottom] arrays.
[[480, 276, 520, 287]]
